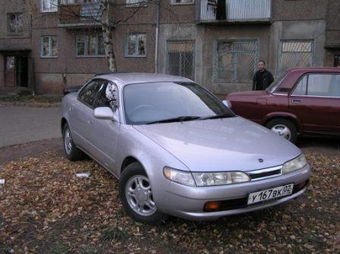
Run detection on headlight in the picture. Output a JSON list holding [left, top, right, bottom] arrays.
[[164, 167, 250, 187], [164, 167, 196, 187], [282, 154, 307, 174], [192, 172, 250, 186]]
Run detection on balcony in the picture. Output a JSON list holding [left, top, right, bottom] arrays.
[[198, 0, 271, 24], [58, 2, 102, 28]]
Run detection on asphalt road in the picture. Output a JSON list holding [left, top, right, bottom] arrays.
[[0, 105, 61, 148], [0, 104, 339, 155]]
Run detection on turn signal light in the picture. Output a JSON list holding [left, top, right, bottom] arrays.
[[294, 179, 309, 192], [203, 201, 222, 212]]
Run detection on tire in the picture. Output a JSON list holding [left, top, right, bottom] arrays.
[[62, 123, 84, 161], [265, 118, 297, 143], [119, 163, 168, 224]]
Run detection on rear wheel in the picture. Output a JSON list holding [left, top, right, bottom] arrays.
[[62, 123, 84, 161], [119, 163, 168, 224], [265, 118, 297, 143]]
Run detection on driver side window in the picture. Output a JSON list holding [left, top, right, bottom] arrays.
[[78, 80, 106, 108], [94, 82, 115, 108]]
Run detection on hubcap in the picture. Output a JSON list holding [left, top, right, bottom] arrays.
[[64, 128, 73, 154], [125, 175, 156, 216], [271, 124, 291, 140]]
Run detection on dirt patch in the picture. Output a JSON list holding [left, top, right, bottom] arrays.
[[0, 138, 63, 166], [297, 136, 340, 156]]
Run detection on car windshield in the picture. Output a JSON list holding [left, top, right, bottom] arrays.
[[124, 81, 235, 125], [266, 71, 289, 93]]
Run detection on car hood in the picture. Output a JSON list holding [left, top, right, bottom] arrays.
[[133, 117, 301, 172]]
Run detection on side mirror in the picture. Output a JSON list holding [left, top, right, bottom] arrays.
[[94, 107, 118, 122], [222, 99, 232, 108]]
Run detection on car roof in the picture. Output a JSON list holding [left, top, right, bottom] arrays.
[[287, 67, 340, 73], [94, 72, 193, 86]]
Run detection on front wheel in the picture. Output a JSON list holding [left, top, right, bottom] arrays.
[[119, 163, 168, 224], [265, 118, 297, 143]]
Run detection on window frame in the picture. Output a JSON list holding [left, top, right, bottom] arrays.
[[41, 0, 58, 12], [75, 34, 105, 57], [278, 40, 314, 76], [126, 0, 148, 7], [170, 0, 194, 5], [214, 39, 258, 83], [166, 40, 195, 80], [61, 0, 98, 4], [7, 13, 23, 35], [40, 35, 58, 58], [125, 33, 147, 58]]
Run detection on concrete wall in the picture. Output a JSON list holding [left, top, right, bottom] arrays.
[[158, 22, 272, 95], [269, 20, 327, 75]]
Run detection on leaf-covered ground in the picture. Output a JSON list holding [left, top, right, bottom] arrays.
[[0, 149, 339, 254]]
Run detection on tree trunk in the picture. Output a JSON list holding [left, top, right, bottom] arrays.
[[100, 0, 117, 72]]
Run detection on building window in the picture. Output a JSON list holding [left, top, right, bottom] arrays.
[[41, 0, 58, 12], [76, 34, 105, 57], [60, 0, 99, 5], [125, 34, 146, 57], [278, 40, 314, 75], [60, 0, 74, 3], [166, 41, 195, 80], [171, 0, 194, 4], [7, 13, 23, 34], [41, 36, 58, 58], [214, 40, 258, 82], [126, 0, 148, 7]]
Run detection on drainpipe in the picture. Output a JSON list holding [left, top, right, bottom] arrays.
[[154, 0, 160, 74]]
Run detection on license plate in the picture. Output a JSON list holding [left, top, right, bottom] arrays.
[[247, 184, 294, 205]]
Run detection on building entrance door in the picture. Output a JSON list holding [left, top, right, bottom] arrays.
[[5, 54, 29, 88]]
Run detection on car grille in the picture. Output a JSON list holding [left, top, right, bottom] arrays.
[[248, 166, 282, 181]]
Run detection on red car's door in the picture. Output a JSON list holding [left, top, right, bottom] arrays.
[[288, 73, 340, 135]]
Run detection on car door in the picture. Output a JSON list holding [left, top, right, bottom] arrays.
[[289, 73, 340, 135], [70, 79, 105, 151], [84, 82, 120, 172]]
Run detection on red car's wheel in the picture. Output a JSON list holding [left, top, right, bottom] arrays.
[[266, 118, 297, 143]]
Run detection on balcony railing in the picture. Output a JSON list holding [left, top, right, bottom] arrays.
[[58, 2, 101, 27], [199, 0, 271, 23]]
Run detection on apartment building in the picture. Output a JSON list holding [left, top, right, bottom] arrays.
[[0, 0, 339, 96]]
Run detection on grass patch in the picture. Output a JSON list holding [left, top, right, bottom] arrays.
[[100, 227, 130, 242]]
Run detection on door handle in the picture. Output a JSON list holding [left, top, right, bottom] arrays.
[[291, 99, 301, 103]]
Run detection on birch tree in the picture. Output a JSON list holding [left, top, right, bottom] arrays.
[[100, 0, 116, 72]]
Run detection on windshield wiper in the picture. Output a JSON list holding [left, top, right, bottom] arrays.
[[147, 116, 201, 124], [199, 114, 234, 120]]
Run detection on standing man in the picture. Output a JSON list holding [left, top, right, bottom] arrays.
[[252, 60, 274, 90]]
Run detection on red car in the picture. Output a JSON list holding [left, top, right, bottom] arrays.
[[225, 67, 340, 143]]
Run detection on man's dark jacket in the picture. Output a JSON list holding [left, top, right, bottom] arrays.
[[252, 69, 274, 90]]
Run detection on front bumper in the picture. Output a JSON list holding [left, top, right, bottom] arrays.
[[156, 164, 311, 221]]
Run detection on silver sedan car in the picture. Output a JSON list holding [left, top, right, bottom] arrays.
[[61, 73, 311, 223]]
